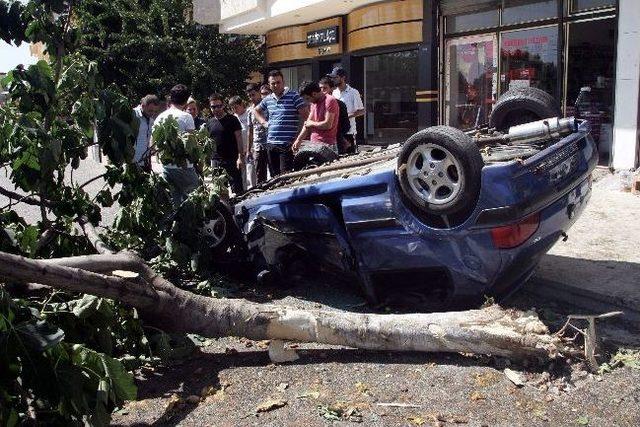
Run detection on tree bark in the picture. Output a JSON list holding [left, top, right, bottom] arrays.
[[0, 250, 569, 362]]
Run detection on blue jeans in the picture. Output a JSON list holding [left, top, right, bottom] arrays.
[[162, 166, 200, 207]]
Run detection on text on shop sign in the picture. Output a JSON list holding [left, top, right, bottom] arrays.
[[307, 26, 339, 48], [503, 36, 549, 48]]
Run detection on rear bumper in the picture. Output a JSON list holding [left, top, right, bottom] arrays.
[[488, 176, 592, 299]]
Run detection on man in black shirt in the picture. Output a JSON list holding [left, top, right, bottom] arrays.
[[206, 93, 245, 194]]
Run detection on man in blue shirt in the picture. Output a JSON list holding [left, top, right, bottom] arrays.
[[253, 69, 309, 175]]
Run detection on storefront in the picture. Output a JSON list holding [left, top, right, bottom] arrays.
[[209, 0, 639, 169], [441, 0, 617, 160], [264, 0, 435, 145]]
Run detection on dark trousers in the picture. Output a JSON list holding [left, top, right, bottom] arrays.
[[343, 134, 357, 154], [254, 145, 269, 184], [266, 144, 294, 176], [220, 161, 243, 195]]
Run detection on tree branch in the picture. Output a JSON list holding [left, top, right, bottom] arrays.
[[0, 186, 51, 208]]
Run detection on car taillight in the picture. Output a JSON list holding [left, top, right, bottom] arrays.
[[490, 213, 540, 249]]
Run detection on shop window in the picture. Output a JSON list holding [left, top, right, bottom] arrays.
[[281, 64, 312, 93], [500, 26, 559, 99], [364, 50, 418, 144], [571, 0, 615, 12], [502, 0, 558, 25], [446, 9, 499, 34], [445, 34, 498, 129], [565, 18, 615, 156]]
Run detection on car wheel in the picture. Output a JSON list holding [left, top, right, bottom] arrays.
[[397, 126, 483, 227], [293, 143, 339, 171], [200, 200, 242, 257], [489, 86, 561, 132]]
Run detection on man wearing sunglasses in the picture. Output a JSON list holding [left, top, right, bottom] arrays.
[[206, 93, 245, 195]]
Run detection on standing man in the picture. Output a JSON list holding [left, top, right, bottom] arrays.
[[229, 96, 253, 189], [319, 75, 351, 154], [293, 81, 339, 153], [152, 84, 199, 205], [206, 93, 244, 195], [186, 97, 206, 129], [133, 94, 160, 171], [246, 83, 271, 184], [253, 69, 308, 176], [331, 68, 364, 153]]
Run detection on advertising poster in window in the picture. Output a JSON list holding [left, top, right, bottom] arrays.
[[500, 26, 559, 98], [445, 34, 498, 129]]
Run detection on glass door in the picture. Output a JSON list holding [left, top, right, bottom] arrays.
[[445, 34, 498, 129], [565, 17, 616, 160]]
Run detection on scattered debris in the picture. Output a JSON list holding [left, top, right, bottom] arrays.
[[576, 415, 590, 426], [355, 382, 371, 396], [504, 368, 526, 387], [376, 402, 421, 408], [164, 394, 183, 413], [256, 399, 287, 413], [474, 371, 500, 387], [268, 340, 299, 363], [598, 348, 640, 374], [469, 391, 486, 401], [407, 415, 427, 426], [297, 391, 321, 400], [276, 382, 289, 392], [318, 403, 363, 423], [427, 413, 469, 424], [556, 311, 623, 371]]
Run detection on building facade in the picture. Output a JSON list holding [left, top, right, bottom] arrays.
[[197, 0, 640, 170]]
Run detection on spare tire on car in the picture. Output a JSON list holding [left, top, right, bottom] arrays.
[[489, 86, 560, 132], [293, 143, 339, 171], [396, 126, 483, 228]]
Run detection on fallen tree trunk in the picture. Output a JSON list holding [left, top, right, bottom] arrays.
[[0, 250, 569, 362]]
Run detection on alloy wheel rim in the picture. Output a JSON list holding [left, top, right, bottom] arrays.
[[406, 143, 464, 205]]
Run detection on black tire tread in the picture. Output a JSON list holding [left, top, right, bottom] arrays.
[[489, 86, 560, 131], [293, 143, 339, 171]]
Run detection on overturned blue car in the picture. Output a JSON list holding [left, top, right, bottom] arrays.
[[207, 88, 598, 310]]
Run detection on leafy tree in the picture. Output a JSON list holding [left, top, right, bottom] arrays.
[[74, 0, 264, 103], [0, 0, 222, 424]]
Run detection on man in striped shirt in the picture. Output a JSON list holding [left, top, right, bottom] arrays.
[[252, 69, 309, 175]]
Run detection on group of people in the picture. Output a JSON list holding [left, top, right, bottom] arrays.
[[133, 67, 364, 204]]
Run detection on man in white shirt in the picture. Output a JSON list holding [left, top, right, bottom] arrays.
[[229, 96, 254, 189], [151, 84, 199, 206], [331, 68, 364, 154], [133, 95, 160, 171]]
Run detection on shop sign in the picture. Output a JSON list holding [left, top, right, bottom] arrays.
[[307, 26, 339, 48]]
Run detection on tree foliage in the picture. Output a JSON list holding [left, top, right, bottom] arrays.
[[74, 0, 264, 103], [0, 0, 230, 424]]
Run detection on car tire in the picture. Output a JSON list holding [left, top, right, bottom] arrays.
[[293, 143, 339, 171], [489, 86, 560, 132], [201, 199, 243, 258], [397, 126, 483, 227]]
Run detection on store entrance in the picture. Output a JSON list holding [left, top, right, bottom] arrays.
[[565, 17, 616, 163]]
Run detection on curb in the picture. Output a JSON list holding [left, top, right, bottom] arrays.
[[523, 276, 640, 327]]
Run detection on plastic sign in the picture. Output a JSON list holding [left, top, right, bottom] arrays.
[[307, 26, 339, 48]]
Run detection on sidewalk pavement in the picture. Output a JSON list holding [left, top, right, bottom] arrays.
[[521, 168, 640, 324]]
